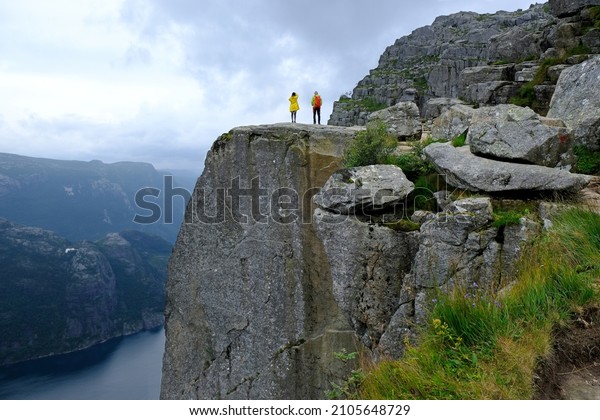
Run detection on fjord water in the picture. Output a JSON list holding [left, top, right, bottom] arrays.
[[0, 328, 165, 400]]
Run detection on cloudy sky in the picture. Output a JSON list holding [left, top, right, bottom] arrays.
[[0, 0, 539, 174]]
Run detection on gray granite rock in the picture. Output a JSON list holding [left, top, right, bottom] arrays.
[[549, 0, 600, 17], [314, 209, 419, 349], [314, 165, 414, 215], [467, 104, 575, 167], [423, 142, 591, 193], [548, 55, 600, 151], [423, 97, 467, 120], [161, 123, 364, 400], [367, 102, 422, 139], [430, 104, 475, 141]]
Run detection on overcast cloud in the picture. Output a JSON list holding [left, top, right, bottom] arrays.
[[0, 0, 539, 173]]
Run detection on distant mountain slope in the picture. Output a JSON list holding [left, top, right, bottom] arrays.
[[0, 218, 171, 366], [0, 152, 196, 243]]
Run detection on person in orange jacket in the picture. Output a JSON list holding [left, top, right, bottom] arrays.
[[311, 91, 322, 124], [289, 92, 299, 123]]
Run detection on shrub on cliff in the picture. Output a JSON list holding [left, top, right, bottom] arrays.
[[342, 119, 397, 167]]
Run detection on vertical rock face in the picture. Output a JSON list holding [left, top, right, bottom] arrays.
[[160, 124, 363, 400], [313, 209, 420, 350]]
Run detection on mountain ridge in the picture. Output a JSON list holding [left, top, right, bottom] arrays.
[[0, 151, 195, 243]]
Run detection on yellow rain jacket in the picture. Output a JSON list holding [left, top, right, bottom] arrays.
[[289, 94, 300, 112]]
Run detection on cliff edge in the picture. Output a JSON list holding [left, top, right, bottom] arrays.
[[160, 124, 363, 399]]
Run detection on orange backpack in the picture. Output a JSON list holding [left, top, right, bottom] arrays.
[[314, 95, 322, 108]]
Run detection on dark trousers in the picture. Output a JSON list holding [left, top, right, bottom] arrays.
[[313, 107, 321, 124]]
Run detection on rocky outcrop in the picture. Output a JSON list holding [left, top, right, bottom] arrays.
[[161, 120, 583, 399], [423, 142, 591, 193], [488, 28, 544, 63], [328, 5, 556, 126], [314, 178, 543, 360], [160, 124, 363, 400], [0, 221, 170, 366], [329, 2, 600, 127], [312, 165, 418, 350], [547, 54, 600, 151], [378, 197, 541, 358]]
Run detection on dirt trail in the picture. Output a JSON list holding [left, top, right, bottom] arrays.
[[535, 306, 600, 399]]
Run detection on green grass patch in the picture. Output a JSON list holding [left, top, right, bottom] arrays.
[[574, 145, 600, 175], [352, 208, 600, 400], [592, 6, 600, 28], [410, 175, 438, 212], [492, 210, 527, 228], [451, 132, 467, 147], [584, 6, 600, 30], [359, 97, 388, 112], [509, 57, 568, 110], [383, 219, 421, 232]]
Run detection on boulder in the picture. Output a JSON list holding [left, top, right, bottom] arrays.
[[367, 102, 422, 139], [514, 62, 542, 82], [411, 197, 497, 289], [400, 88, 418, 102], [423, 142, 591, 193], [430, 104, 475, 141], [582, 28, 600, 53], [515, 66, 540, 83], [547, 55, 600, 151], [467, 104, 575, 167], [313, 165, 415, 214], [549, 0, 600, 17], [545, 22, 581, 53]]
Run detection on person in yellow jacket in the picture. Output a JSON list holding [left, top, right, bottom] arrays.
[[289, 92, 299, 123]]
